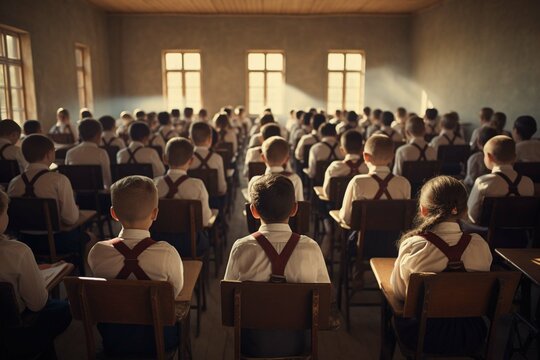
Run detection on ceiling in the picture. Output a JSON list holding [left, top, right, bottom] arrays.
[[87, 0, 442, 15]]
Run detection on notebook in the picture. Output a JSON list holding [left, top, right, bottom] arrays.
[[39, 262, 71, 289]]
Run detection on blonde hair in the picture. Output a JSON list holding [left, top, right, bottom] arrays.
[[111, 176, 158, 223], [262, 136, 289, 165], [485, 135, 516, 164], [364, 134, 394, 163], [406, 116, 425, 137]]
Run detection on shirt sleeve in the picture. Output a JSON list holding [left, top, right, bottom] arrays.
[[307, 147, 316, 178], [294, 176, 304, 202], [199, 184, 212, 226], [101, 150, 112, 189], [223, 243, 239, 280], [322, 165, 333, 198], [339, 178, 355, 225], [152, 153, 166, 178], [17, 245, 49, 311], [166, 248, 184, 297], [312, 244, 331, 283], [15, 147, 28, 173], [393, 149, 403, 176], [216, 156, 227, 195], [58, 175, 79, 225], [294, 137, 305, 161], [390, 239, 419, 301]]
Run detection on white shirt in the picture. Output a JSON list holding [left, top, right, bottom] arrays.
[[390, 222, 492, 300], [65, 142, 112, 189], [291, 126, 310, 147], [0, 236, 48, 312], [429, 129, 466, 153], [189, 146, 227, 195], [468, 164, 534, 223], [224, 223, 330, 283], [294, 131, 319, 161], [217, 128, 238, 153], [8, 163, 79, 225], [516, 140, 540, 162], [393, 137, 437, 176], [0, 137, 28, 173], [88, 228, 184, 297], [248, 166, 304, 202], [464, 151, 488, 188], [117, 141, 165, 178], [424, 119, 439, 136], [101, 130, 126, 149], [378, 126, 404, 142], [248, 135, 262, 149], [49, 122, 78, 140], [307, 138, 343, 178], [322, 154, 368, 198], [149, 125, 179, 154], [154, 169, 213, 226], [339, 165, 411, 225]]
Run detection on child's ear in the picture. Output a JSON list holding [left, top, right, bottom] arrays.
[[261, 153, 267, 163], [163, 154, 169, 165], [289, 202, 298, 217], [340, 146, 346, 155], [363, 152, 371, 163], [110, 207, 120, 222], [419, 205, 429, 217], [250, 203, 261, 219], [151, 207, 159, 221]]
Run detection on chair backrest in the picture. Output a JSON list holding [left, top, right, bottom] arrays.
[[48, 133, 74, 145], [64, 277, 176, 360], [244, 201, 310, 235], [402, 161, 441, 197], [514, 162, 540, 183], [437, 144, 470, 163], [0, 159, 20, 184], [54, 144, 75, 161], [214, 142, 234, 169], [349, 199, 417, 231], [113, 163, 153, 181], [302, 144, 313, 169], [328, 176, 353, 207], [187, 168, 219, 197], [0, 282, 22, 330], [248, 162, 266, 181], [480, 196, 540, 229], [313, 160, 331, 186], [7, 197, 60, 232], [99, 145, 120, 166], [58, 165, 104, 191]]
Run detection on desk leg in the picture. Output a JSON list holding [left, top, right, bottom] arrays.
[[380, 297, 395, 360]]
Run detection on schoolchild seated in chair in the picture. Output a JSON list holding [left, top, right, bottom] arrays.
[[0, 119, 28, 173], [306, 123, 343, 179], [99, 115, 126, 149], [243, 123, 286, 177], [393, 116, 436, 176]]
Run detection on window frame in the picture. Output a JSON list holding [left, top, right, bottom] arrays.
[[246, 50, 286, 116], [74, 43, 93, 111], [0, 26, 27, 122], [162, 49, 203, 111], [326, 50, 366, 114]]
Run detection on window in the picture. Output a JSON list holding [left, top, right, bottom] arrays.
[[75, 44, 93, 110], [327, 51, 365, 114], [163, 51, 202, 111], [247, 51, 284, 115], [0, 28, 26, 123]]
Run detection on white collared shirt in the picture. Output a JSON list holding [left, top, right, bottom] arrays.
[[244, 147, 293, 177], [224, 223, 330, 283], [154, 169, 213, 226], [391, 222, 492, 300], [467, 164, 534, 223], [217, 128, 238, 153], [117, 141, 165, 178], [393, 137, 437, 176], [248, 166, 304, 202], [149, 125, 179, 153], [464, 151, 488, 188], [189, 146, 227, 195], [101, 130, 126, 149], [322, 154, 368, 198], [49, 122, 78, 140], [0, 236, 48, 312], [516, 140, 540, 162], [378, 126, 404, 142], [88, 228, 184, 297], [65, 141, 112, 188], [0, 137, 28, 173], [307, 137, 343, 178], [429, 129, 466, 153], [248, 134, 262, 149], [339, 165, 411, 225], [294, 131, 319, 161], [8, 163, 79, 225]]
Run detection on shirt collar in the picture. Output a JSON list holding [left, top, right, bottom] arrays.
[[410, 137, 426, 145], [130, 141, 144, 148], [367, 164, 390, 174], [195, 146, 209, 152], [431, 221, 462, 233], [344, 154, 361, 161], [492, 164, 514, 173], [27, 163, 50, 171], [266, 166, 286, 174], [322, 137, 336, 143], [440, 129, 454, 136], [259, 223, 292, 233], [103, 130, 115, 136], [167, 168, 188, 176], [311, 130, 318, 135], [118, 228, 151, 240], [80, 141, 98, 147]]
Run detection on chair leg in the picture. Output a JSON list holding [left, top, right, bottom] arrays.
[[195, 279, 201, 338]]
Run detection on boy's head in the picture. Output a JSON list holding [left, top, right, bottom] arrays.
[[261, 123, 281, 140], [405, 116, 426, 138], [477, 125, 499, 150], [302, 112, 312, 127], [480, 107, 494, 123], [98, 115, 116, 131], [80, 108, 92, 119], [295, 110, 305, 121], [363, 107, 371, 117], [129, 121, 151, 143], [235, 106, 245, 116], [425, 108, 438, 121], [320, 123, 337, 138], [213, 113, 230, 130], [311, 113, 326, 131], [57, 108, 70, 123], [259, 113, 275, 127], [0, 119, 22, 143], [396, 107, 407, 119], [483, 135, 516, 169], [261, 136, 289, 167], [184, 107, 194, 118], [490, 112, 507, 133], [171, 109, 180, 118], [363, 134, 394, 166], [190, 121, 213, 146], [441, 113, 458, 131], [135, 109, 146, 121], [158, 111, 171, 126], [110, 176, 158, 228], [372, 109, 382, 121], [23, 120, 42, 136], [198, 108, 208, 119], [78, 118, 103, 143], [513, 115, 537, 141], [0, 190, 8, 233], [341, 130, 363, 155], [120, 111, 133, 124], [381, 111, 394, 127], [250, 174, 297, 223], [347, 111, 358, 124], [164, 137, 193, 168], [21, 134, 55, 164]]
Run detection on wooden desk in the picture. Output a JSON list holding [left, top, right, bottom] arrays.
[[226, 169, 235, 178], [39, 262, 75, 291], [329, 210, 350, 230], [370, 258, 403, 316], [176, 260, 202, 303], [313, 186, 329, 202], [205, 209, 219, 230], [60, 210, 97, 232], [496, 248, 540, 286]]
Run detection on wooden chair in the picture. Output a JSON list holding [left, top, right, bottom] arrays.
[[99, 145, 120, 166], [48, 133, 74, 145], [330, 200, 417, 331], [437, 144, 470, 176], [244, 201, 311, 235], [113, 163, 153, 181], [149, 145, 163, 160], [515, 162, 540, 195], [187, 168, 219, 197], [64, 277, 189, 360], [247, 162, 266, 181], [402, 161, 441, 197], [301, 144, 313, 170], [0, 159, 19, 188], [221, 281, 332, 360], [54, 144, 75, 162], [214, 142, 234, 168]]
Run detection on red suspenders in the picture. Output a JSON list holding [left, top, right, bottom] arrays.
[[371, 173, 395, 199], [411, 143, 428, 161], [442, 133, 456, 145], [193, 151, 214, 170], [252, 232, 301, 283], [420, 231, 472, 272], [494, 172, 522, 196], [0, 143, 12, 159], [163, 175, 189, 198], [111, 237, 156, 280], [321, 142, 339, 161], [345, 159, 363, 176], [126, 146, 144, 164], [21, 170, 50, 198]]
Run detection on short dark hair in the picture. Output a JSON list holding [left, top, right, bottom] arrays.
[[129, 121, 151, 142], [261, 123, 281, 140], [99, 115, 116, 131], [57, 108, 69, 118], [373, 109, 382, 119], [250, 174, 295, 222], [166, 137, 193, 167], [158, 111, 171, 125], [342, 130, 363, 154], [295, 110, 304, 120], [171, 109, 180, 117], [312, 113, 326, 130], [190, 122, 212, 145], [81, 110, 92, 119], [184, 107, 194, 117], [78, 118, 103, 141], [491, 112, 507, 133], [441, 113, 458, 130], [22, 134, 54, 162], [198, 108, 207, 117], [302, 112, 312, 126], [425, 108, 438, 121], [478, 126, 498, 147], [397, 107, 407, 117], [135, 110, 146, 119], [382, 111, 394, 126], [363, 107, 371, 116], [513, 115, 537, 140], [320, 123, 337, 137], [260, 113, 275, 127], [0, 119, 21, 137], [23, 120, 41, 135], [480, 107, 494, 121], [347, 111, 358, 123]]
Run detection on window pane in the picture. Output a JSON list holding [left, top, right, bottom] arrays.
[[167, 72, 182, 89], [75, 48, 83, 67], [77, 70, 85, 88], [266, 72, 283, 89], [266, 53, 283, 71], [346, 72, 361, 89], [12, 110, 23, 123], [249, 87, 264, 103], [8, 66, 22, 87], [165, 53, 182, 70], [345, 87, 361, 112], [345, 53, 362, 71], [328, 53, 344, 71], [185, 72, 200, 88], [328, 72, 343, 89], [328, 88, 343, 105], [248, 53, 265, 71], [0, 35, 4, 57], [183, 53, 201, 70], [10, 88, 24, 110], [78, 88, 86, 108], [249, 72, 264, 88], [249, 102, 264, 114], [6, 34, 20, 59]]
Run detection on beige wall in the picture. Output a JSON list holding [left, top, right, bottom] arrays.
[[412, 0, 540, 131], [0, 0, 111, 128]]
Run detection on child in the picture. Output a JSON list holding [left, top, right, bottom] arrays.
[[393, 116, 437, 176], [22, 120, 42, 136], [423, 108, 439, 140], [294, 113, 326, 162], [115, 111, 134, 143], [244, 123, 283, 176], [0, 190, 72, 358], [214, 112, 238, 153], [99, 115, 126, 149], [290, 112, 312, 147], [287, 110, 304, 143], [117, 122, 165, 177], [149, 111, 179, 155], [468, 135, 534, 223], [49, 107, 76, 142], [190, 121, 227, 196], [391, 176, 492, 353], [80, 108, 92, 120], [490, 112, 512, 137], [224, 174, 329, 358], [336, 110, 359, 135], [88, 176, 183, 357], [65, 118, 112, 188], [248, 136, 304, 201], [307, 123, 343, 179], [0, 119, 28, 173], [365, 109, 382, 138], [469, 107, 494, 151], [513, 115, 540, 162], [377, 111, 403, 142], [134, 109, 146, 122], [391, 107, 407, 136], [340, 134, 411, 225], [429, 112, 466, 153], [197, 108, 209, 123], [464, 126, 498, 188]]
